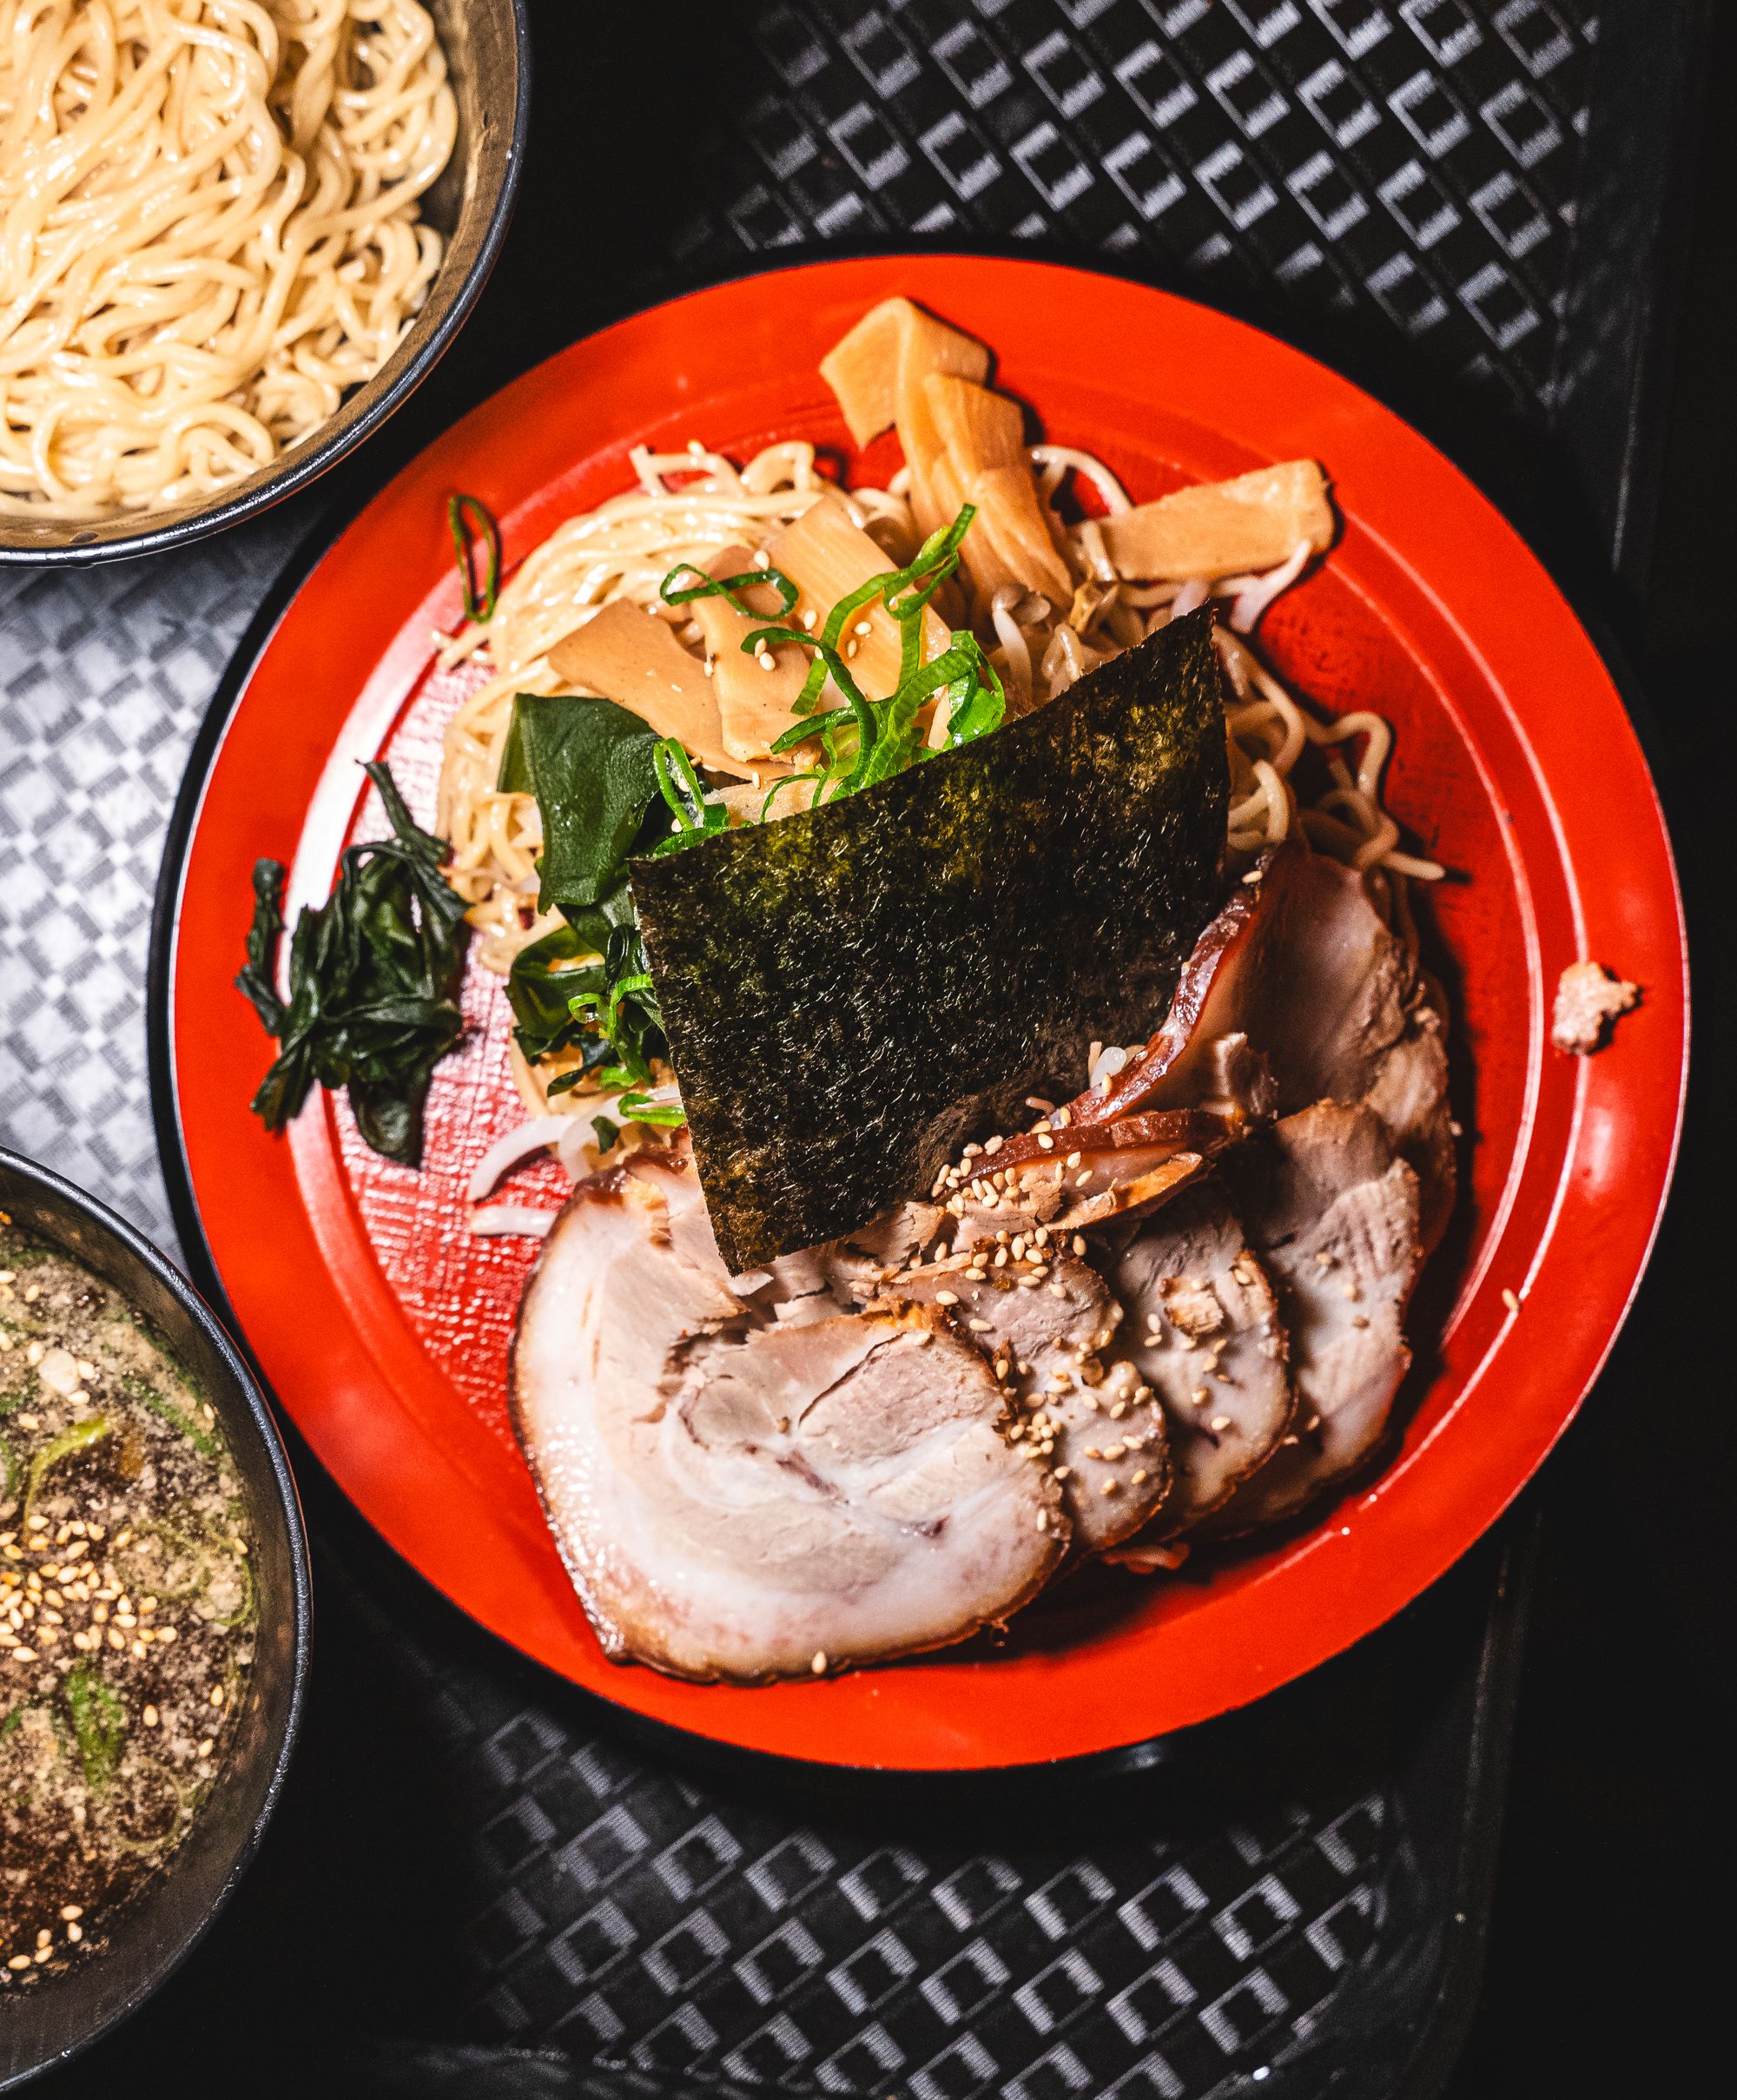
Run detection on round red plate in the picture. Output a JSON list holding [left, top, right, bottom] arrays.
[[156, 257, 1687, 1769]]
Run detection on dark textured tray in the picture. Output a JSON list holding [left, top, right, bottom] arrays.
[[4, 3, 1707, 2094]]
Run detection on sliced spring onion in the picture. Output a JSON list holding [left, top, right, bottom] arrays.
[[122, 1375, 218, 1460], [618, 1091, 687, 1128], [22, 1415, 109, 1531], [64, 1661, 126, 1792], [647, 738, 729, 857], [660, 562, 799, 619], [447, 493, 502, 623]]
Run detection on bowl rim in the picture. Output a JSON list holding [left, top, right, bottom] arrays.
[[0, 0, 532, 572], [142, 249, 1688, 1772], [0, 1145, 313, 2089]]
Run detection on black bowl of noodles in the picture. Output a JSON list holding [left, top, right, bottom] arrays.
[[0, 1148, 310, 2089], [0, 0, 529, 567]]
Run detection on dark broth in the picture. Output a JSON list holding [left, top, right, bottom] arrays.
[[0, 1220, 254, 1983]]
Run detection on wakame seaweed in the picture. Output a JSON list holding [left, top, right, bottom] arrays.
[[238, 761, 469, 1166], [631, 610, 1229, 1271], [498, 693, 670, 1072]]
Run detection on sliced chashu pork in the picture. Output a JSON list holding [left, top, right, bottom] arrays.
[[881, 1251, 1170, 1554], [1198, 1101, 1421, 1536], [941, 1109, 1224, 1257], [994, 842, 1454, 1250], [1100, 1179, 1292, 1550], [512, 1150, 1062, 1682]]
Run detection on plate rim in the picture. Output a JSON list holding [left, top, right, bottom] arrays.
[[148, 249, 1689, 1773]]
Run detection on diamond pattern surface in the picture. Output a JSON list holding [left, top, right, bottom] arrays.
[[674, 0, 1598, 420], [382, 1588, 1415, 2097], [0, 3, 1663, 2091], [0, 515, 298, 1249]]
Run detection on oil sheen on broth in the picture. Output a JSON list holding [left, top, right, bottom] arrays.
[[0, 1222, 255, 1983]]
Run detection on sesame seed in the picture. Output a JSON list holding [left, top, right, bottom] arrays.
[[1075, 1172, 1092, 1188], [142, 1705, 159, 1727], [1191, 1388, 1207, 1406], [1132, 1469, 1148, 1485], [968, 1317, 992, 1332], [58, 1906, 81, 1922], [757, 649, 776, 670], [1037, 1133, 1053, 1150], [66, 1923, 82, 1943], [1502, 1288, 1521, 1315], [1211, 1416, 1232, 1432], [983, 1134, 1004, 1155], [810, 1650, 828, 1674], [935, 1289, 959, 1305], [853, 619, 872, 637], [1036, 1511, 1048, 1531], [1099, 1479, 1119, 1496]]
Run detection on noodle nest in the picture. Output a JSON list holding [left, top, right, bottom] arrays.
[[0, 0, 456, 518], [435, 440, 1442, 1118]]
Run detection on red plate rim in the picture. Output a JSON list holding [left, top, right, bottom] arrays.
[[153, 255, 1688, 1770]]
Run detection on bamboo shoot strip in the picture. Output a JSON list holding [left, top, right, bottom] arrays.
[[631, 611, 1228, 1271]]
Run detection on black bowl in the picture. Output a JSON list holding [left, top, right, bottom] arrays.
[[0, 1151, 311, 2090], [0, 0, 530, 568]]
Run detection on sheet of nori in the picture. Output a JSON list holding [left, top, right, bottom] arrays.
[[630, 609, 1228, 1272]]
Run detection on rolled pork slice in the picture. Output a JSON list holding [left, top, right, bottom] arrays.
[[994, 842, 1456, 1250], [512, 1151, 1065, 1683], [1197, 1102, 1421, 1537]]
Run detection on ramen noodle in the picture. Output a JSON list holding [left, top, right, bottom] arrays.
[[0, 0, 456, 518]]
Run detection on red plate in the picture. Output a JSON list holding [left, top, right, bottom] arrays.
[[156, 257, 1687, 1769]]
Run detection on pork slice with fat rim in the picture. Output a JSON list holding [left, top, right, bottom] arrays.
[[512, 1150, 1064, 1682], [1097, 1179, 1293, 1555], [994, 842, 1455, 1249], [1194, 1101, 1421, 1537], [879, 1252, 1171, 1555]]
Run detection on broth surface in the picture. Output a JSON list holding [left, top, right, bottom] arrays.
[[0, 1220, 254, 1983]]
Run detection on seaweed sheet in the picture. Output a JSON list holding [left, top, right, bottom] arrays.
[[631, 609, 1228, 1272]]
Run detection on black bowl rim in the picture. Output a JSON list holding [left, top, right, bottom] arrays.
[[0, 0, 532, 573], [0, 1145, 313, 2090]]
